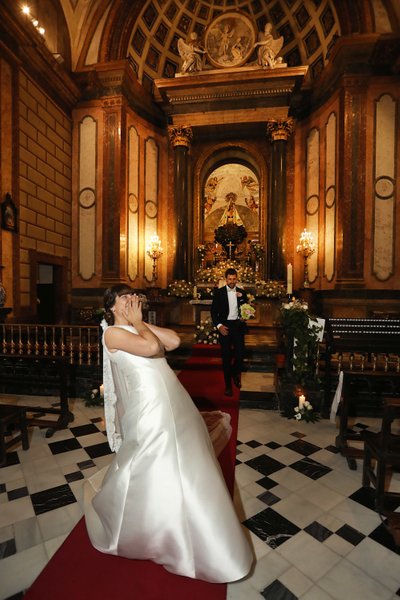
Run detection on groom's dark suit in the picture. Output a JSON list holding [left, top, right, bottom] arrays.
[[211, 285, 248, 390]]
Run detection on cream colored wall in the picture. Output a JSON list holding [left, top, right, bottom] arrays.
[[18, 71, 72, 310], [72, 102, 169, 291], [293, 78, 400, 292]]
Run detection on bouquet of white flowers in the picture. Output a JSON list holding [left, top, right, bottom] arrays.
[[194, 318, 219, 345], [84, 385, 104, 407], [240, 303, 255, 320], [293, 399, 319, 423]]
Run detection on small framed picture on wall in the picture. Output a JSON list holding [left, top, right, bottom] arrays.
[[1, 193, 18, 233]]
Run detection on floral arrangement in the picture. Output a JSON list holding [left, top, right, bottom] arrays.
[[254, 279, 287, 298], [194, 318, 219, 345], [249, 240, 265, 260], [195, 260, 254, 284], [214, 223, 247, 247], [83, 385, 104, 407], [195, 286, 214, 299], [280, 299, 322, 385], [240, 303, 256, 320], [293, 397, 320, 423], [167, 280, 194, 298], [197, 244, 207, 259]]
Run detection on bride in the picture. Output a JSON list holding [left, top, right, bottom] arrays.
[[84, 284, 253, 583]]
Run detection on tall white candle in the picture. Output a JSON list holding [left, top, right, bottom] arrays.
[[287, 263, 293, 295], [299, 394, 306, 408], [99, 384, 104, 396]]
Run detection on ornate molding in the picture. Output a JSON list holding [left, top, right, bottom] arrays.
[[168, 126, 193, 148], [266, 117, 295, 142]]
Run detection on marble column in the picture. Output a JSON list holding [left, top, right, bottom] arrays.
[[168, 126, 193, 281], [336, 79, 367, 287], [102, 99, 126, 281], [266, 118, 294, 281]]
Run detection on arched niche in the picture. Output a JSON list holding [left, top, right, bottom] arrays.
[[194, 145, 267, 275]]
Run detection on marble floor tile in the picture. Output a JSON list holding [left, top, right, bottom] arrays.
[[1, 395, 400, 600], [317, 558, 393, 600]]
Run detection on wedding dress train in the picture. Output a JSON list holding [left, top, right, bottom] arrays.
[[84, 325, 252, 583]]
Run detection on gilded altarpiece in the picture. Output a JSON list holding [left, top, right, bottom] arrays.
[[203, 164, 260, 239]]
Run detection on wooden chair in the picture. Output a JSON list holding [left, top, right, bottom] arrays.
[[362, 397, 400, 513], [0, 404, 30, 466]]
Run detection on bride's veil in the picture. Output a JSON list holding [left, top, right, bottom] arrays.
[[100, 318, 122, 452]]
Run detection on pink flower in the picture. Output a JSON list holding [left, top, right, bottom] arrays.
[[236, 292, 242, 297]]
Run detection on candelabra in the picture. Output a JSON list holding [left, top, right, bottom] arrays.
[[296, 228, 316, 288], [146, 234, 163, 285]]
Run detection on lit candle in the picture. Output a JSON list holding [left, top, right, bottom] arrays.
[[99, 384, 104, 397], [299, 394, 306, 408], [193, 285, 197, 299], [287, 263, 293, 295]]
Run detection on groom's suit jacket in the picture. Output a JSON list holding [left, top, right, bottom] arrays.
[[211, 285, 248, 327]]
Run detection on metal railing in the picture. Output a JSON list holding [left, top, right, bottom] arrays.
[[0, 323, 102, 366]]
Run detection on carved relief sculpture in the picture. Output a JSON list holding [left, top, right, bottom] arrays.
[[176, 12, 287, 75], [204, 12, 256, 69]]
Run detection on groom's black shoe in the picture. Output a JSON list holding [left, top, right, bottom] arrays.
[[233, 375, 241, 389], [224, 387, 233, 397]]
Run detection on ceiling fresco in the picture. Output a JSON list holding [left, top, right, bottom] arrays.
[[15, 0, 400, 91], [126, 0, 341, 91]]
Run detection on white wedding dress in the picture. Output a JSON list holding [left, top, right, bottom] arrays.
[[84, 325, 252, 583]]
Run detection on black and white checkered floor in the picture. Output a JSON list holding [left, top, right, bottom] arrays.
[[1, 373, 400, 600]]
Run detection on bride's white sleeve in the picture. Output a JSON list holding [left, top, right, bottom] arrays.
[[101, 320, 122, 452]]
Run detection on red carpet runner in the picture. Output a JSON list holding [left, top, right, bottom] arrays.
[[25, 344, 239, 600]]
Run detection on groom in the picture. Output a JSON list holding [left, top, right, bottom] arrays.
[[211, 268, 248, 396]]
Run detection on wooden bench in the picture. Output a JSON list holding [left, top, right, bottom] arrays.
[[0, 404, 29, 466], [323, 318, 400, 414], [0, 355, 74, 437]]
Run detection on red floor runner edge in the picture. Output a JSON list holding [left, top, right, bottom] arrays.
[[24, 349, 237, 600]]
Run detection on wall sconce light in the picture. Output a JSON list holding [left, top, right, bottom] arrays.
[[146, 234, 163, 285], [296, 228, 316, 288]]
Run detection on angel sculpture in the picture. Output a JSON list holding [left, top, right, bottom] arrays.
[[254, 23, 284, 69], [177, 32, 206, 75]]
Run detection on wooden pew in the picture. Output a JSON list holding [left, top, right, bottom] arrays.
[[323, 318, 400, 468]]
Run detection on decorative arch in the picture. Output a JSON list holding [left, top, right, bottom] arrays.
[[193, 143, 267, 268]]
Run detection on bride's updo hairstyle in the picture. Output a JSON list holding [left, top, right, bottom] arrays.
[[104, 284, 133, 325]]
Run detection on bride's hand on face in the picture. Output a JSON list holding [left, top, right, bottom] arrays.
[[124, 295, 143, 325]]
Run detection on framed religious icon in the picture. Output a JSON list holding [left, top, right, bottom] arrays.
[[1, 192, 18, 233], [204, 11, 257, 69]]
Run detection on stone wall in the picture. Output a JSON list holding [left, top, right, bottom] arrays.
[[18, 71, 72, 310]]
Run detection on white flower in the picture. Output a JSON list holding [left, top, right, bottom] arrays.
[[240, 303, 255, 320], [307, 404, 313, 411], [304, 400, 310, 407], [295, 413, 302, 420], [294, 406, 300, 413]]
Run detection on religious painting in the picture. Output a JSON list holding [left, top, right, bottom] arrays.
[[203, 164, 260, 237], [204, 11, 257, 68]]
